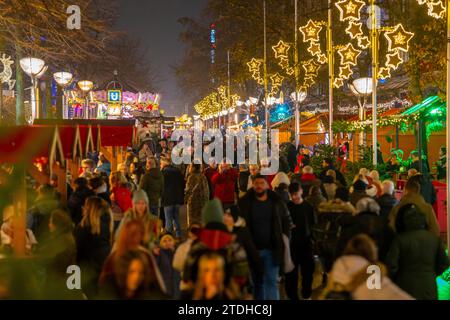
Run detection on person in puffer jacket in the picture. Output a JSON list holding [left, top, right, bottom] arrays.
[[322, 234, 413, 300], [181, 199, 250, 297]]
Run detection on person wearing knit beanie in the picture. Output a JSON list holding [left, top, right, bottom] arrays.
[[133, 189, 149, 205], [201, 198, 224, 225]]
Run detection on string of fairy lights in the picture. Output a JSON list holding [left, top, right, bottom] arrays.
[[195, 0, 444, 122]]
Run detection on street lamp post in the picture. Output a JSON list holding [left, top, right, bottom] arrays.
[[291, 91, 307, 148], [371, 0, 379, 166], [350, 77, 373, 147], [53, 72, 73, 119], [78, 80, 94, 119], [19, 57, 46, 121]]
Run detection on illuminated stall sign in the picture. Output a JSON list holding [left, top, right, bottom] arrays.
[[108, 89, 122, 104]]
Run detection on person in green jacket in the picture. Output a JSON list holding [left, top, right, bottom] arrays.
[[139, 157, 164, 216], [386, 203, 449, 300]]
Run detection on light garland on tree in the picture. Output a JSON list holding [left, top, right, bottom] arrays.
[[194, 87, 241, 117]]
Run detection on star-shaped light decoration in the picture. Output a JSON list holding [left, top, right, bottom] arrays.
[[286, 68, 295, 76], [308, 42, 322, 56], [335, 0, 365, 22], [384, 24, 414, 53], [334, 78, 344, 88], [270, 73, 285, 88], [357, 36, 371, 49], [278, 57, 290, 70], [247, 58, 262, 72], [339, 65, 354, 80], [272, 40, 291, 59], [303, 77, 315, 88], [300, 20, 323, 42], [386, 51, 403, 70], [345, 21, 363, 39], [378, 67, 392, 80], [317, 54, 328, 64], [303, 59, 320, 76], [338, 43, 362, 66], [427, 1, 445, 19]]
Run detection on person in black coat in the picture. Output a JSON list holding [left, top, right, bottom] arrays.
[[286, 140, 298, 173], [319, 158, 347, 187], [75, 197, 113, 298], [336, 197, 394, 263], [285, 182, 316, 300], [161, 159, 185, 237], [376, 180, 398, 226], [237, 174, 291, 300], [408, 174, 436, 206], [68, 177, 95, 225]]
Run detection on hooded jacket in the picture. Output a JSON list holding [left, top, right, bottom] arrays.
[[385, 208, 449, 300], [211, 168, 239, 204], [325, 255, 413, 300], [388, 192, 440, 237], [182, 223, 249, 288]]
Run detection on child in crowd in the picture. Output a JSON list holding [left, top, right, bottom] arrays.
[[154, 233, 181, 299]]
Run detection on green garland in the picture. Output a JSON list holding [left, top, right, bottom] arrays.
[[333, 114, 421, 133]]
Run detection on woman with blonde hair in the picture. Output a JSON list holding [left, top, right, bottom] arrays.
[[75, 196, 114, 298]]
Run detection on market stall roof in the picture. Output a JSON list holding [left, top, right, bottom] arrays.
[[401, 95, 446, 116], [0, 126, 64, 166]]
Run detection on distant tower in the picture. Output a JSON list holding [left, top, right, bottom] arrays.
[[210, 23, 216, 85]]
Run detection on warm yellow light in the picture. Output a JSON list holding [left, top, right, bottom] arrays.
[[386, 50, 403, 70], [345, 21, 363, 39], [339, 64, 354, 80], [300, 20, 323, 43], [378, 67, 392, 80], [334, 78, 345, 88], [272, 40, 291, 59], [357, 36, 371, 49], [78, 80, 94, 92], [384, 24, 414, 53], [335, 0, 365, 22], [337, 43, 362, 66]]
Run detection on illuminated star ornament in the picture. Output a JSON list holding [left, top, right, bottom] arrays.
[[271, 73, 284, 87], [386, 51, 403, 70], [247, 58, 262, 73], [339, 65, 354, 79], [278, 57, 290, 70], [345, 21, 363, 39], [303, 59, 320, 76], [338, 43, 361, 66], [272, 40, 291, 59], [308, 42, 322, 56], [378, 67, 392, 80], [334, 78, 344, 88], [384, 24, 414, 53], [335, 0, 365, 21], [357, 36, 371, 49], [303, 77, 315, 88], [300, 20, 323, 42], [317, 54, 328, 64], [427, 1, 446, 19]]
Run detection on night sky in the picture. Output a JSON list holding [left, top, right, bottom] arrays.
[[116, 0, 207, 116]]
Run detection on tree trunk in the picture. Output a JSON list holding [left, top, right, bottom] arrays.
[[15, 44, 25, 125]]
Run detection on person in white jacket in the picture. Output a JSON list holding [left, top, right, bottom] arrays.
[[322, 234, 413, 300]]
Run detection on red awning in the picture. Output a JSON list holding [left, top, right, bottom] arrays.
[[58, 126, 79, 159], [0, 126, 54, 164], [100, 126, 133, 147]]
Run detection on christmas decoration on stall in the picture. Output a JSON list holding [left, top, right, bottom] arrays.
[[270, 103, 292, 123], [0, 53, 16, 90]]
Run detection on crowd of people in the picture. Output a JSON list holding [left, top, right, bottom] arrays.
[[0, 137, 448, 300]]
